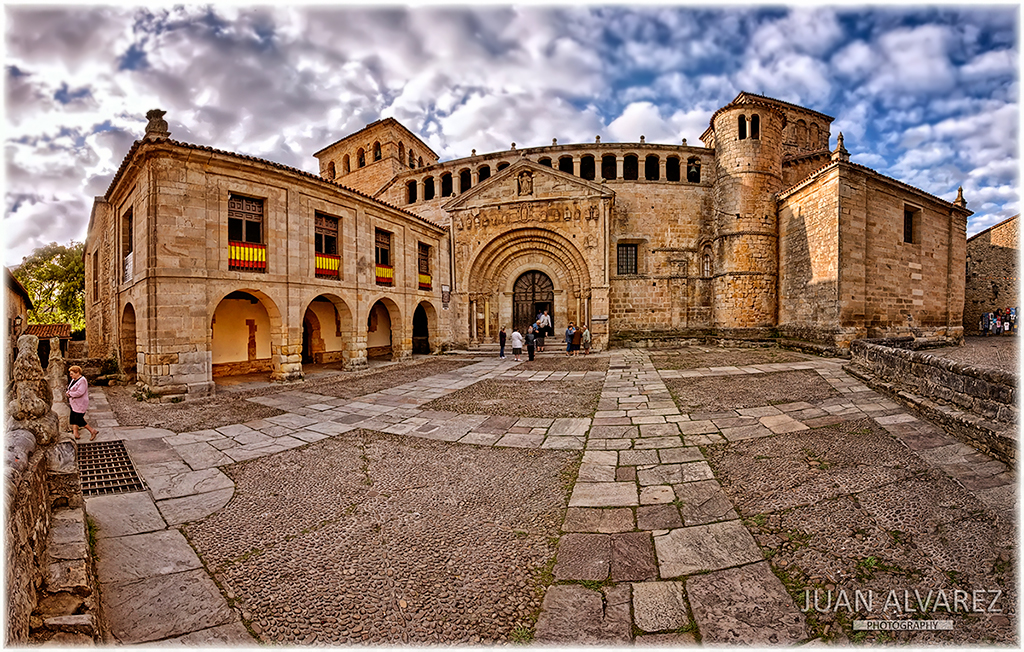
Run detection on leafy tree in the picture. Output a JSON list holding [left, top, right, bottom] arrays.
[[12, 241, 85, 330]]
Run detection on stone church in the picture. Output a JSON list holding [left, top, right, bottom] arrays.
[[85, 92, 970, 400]]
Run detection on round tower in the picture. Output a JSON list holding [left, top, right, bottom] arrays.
[[709, 100, 786, 331]]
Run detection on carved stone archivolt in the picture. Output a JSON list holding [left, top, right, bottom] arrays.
[[453, 198, 600, 232]]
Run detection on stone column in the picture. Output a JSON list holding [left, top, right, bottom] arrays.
[[616, 156, 624, 179], [484, 298, 490, 341], [470, 300, 477, 342]]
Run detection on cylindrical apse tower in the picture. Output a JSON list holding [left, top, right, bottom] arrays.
[[710, 100, 786, 330]]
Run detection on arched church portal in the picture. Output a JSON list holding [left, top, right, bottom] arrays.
[[513, 271, 554, 334]]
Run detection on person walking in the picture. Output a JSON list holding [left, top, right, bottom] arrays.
[[66, 365, 100, 441], [539, 310, 552, 338], [525, 326, 537, 361], [581, 323, 592, 355], [499, 326, 507, 359], [564, 322, 575, 355], [536, 323, 546, 353], [510, 327, 524, 362], [571, 324, 583, 355]]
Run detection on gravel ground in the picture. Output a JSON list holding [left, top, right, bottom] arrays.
[[650, 347, 808, 370], [185, 429, 578, 645], [420, 378, 604, 419], [104, 358, 477, 433], [666, 369, 840, 412], [925, 336, 1019, 375], [510, 354, 609, 372], [705, 417, 1017, 645]]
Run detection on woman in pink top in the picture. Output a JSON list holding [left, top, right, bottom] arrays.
[[66, 365, 99, 440]]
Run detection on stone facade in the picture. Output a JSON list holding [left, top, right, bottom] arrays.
[[86, 92, 971, 396], [964, 214, 1018, 334]]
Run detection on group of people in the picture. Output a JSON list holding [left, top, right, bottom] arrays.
[[497, 310, 591, 361], [980, 308, 1017, 336]]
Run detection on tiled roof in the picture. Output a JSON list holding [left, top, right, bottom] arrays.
[[104, 138, 445, 231], [25, 323, 72, 339]]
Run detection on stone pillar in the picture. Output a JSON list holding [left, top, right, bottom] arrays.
[[45, 338, 70, 434], [616, 156, 624, 179], [10, 335, 59, 447], [484, 298, 490, 341], [470, 300, 477, 342]]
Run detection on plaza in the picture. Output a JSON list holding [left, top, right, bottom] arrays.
[[77, 341, 1015, 646]]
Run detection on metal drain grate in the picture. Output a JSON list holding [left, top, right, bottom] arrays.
[[78, 440, 146, 496]]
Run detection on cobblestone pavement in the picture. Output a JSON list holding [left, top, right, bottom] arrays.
[[82, 346, 1017, 645], [926, 335, 1019, 375]]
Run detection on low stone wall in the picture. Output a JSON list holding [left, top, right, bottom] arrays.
[[5, 430, 50, 642], [849, 340, 1017, 466], [212, 358, 273, 377]]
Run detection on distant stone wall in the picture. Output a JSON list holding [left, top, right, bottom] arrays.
[[964, 215, 1018, 334]]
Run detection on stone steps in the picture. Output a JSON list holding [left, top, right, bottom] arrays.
[[32, 506, 99, 644]]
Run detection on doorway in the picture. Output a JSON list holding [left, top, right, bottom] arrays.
[[513, 271, 554, 334]]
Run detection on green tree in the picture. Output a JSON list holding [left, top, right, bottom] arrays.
[[12, 241, 85, 330]]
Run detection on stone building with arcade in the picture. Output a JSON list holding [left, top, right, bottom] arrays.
[[85, 93, 971, 400]]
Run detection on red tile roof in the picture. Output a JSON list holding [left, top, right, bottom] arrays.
[[25, 323, 72, 339]]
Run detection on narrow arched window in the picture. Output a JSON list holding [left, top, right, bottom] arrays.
[[751, 114, 760, 140], [398, 142, 405, 165], [666, 156, 680, 182], [343, 155, 350, 174], [738, 115, 747, 140], [409, 151, 415, 167], [418, 156, 423, 167], [478, 165, 490, 182], [373, 141, 381, 161], [497, 162, 509, 171], [810, 123, 820, 148], [459, 168, 472, 192], [326, 162, 336, 180], [687, 157, 701, 183], [441, 172, 453, 197], [602, 155, 617, 180], [645, 155, 659, 181], [406, 181, 417, 204], [423, 177, 435, 201], [702, 248, 712, 277], [623, 154, 639, 180], [558, 156, 574, 175], [538, 157, 552, 168], [580, 155, 595, 180], [357, 148, 366, 167]]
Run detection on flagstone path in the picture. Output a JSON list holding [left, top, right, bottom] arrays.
[[82, 348, 1016, 645]]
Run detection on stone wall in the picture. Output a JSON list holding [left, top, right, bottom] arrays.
[[849, 340, 1016, 465], [964, 215, 1018, 334]]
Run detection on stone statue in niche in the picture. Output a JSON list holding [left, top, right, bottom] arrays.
[[519, 204, 528, 223], [573, 205, 582, 221], [564, 207, 571, 221], [517, 171, 533, 196], [547, 208, 560, 222], [587, 205, 598, 221], [584, 233, 597, 249]]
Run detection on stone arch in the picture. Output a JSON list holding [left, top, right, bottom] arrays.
[[687, 157, 701, 183], [343, 155, 350, 174], [478, 165, 491, 182], [326, 161, 336, 180], [738, 114, 748, 140], [365, 297, 403, 360], [418, 156, 423, 167], [810, 122, 820, 149], [601, 154, 617, 180], [558, 155, 574, 175], [623, 154, 639, 180], [538, 157, 552, 168], [796, 119, 807, 148], [580, 155, 596, 180], [459, 168, 472, 192], [302, 293, 354, 366], [406, 181, 417, 204], [120, 302, 137, 378], [210, 289, 284, 378], [373, 141, 382, 161], [751, 114, 761, 140], [645, 154, 659, 180], [666, 156, 680, 182], [409, 150, 416, 167], [412, 300, 438, 354], [398, 142, 405, 164], [357, 148, 366, 168], [441, 172, 453, 197], [423, 176, 435, 201], [497, 161, 510, 171]]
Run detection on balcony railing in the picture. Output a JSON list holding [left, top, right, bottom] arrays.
[[123, 252, 133, 283], [418, 273, 432, 291], [315, 252, 340, 279], [376, 264, 394, 285], [229, 241, 267, 272]]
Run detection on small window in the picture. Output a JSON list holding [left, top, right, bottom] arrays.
[[314, 212, 338, 255], [398, 142, 405, 164], [903, 205, 920, 244], [645, 155, 659, 181], [373, 141, 381, 161], [580, 155, 595, 180], [418, 156, 423, 167], [558, 156, 574, 174], [423, 177, 435, 201], [441, 172, 453, 197], [666, 157, 680, 182], [343, 155, 350, 174], [497, 162, 509, 171], [326, 162, 336, 180], [601, 155, 617, 180], [617, 243, 638, 275], [623, 155, 638, 180], [409, 151, 415, 167], [751, 114, 760, 140], [418, 242, 430, 275], [687, 157, 701, 183], [92, 251, 99, 299], [738, 115, 747, 140], [375, 229, 391, 267], [406, 181, 417, 204], [228, 195, 263, 244], [702, 248, 712, 277], [357, 148, 366, 168], [122, 207, 133, 255], [478, 165, 490, 182], [459, 168, 472, 192], [538, 157, 552, 168]]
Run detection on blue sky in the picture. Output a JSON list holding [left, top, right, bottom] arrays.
[[3, 4, 1019, 266]]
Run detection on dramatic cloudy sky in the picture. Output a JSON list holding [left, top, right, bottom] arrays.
[[4, 4, 1019, 266]]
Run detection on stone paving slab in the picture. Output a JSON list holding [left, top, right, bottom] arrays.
[[101, 568, 236, 644], [674, 480, 739, 525], [156, 488, 234, 526], [632, 581, 690, 632], [638, 504, 683, 530], [686, 561, 807, 645], [171, 441, 233, 470], [146, 468, 235, 501], [85, 493, 168, 539], [654, 520, 763, 577], [124, 438, 183, 466], [150, 621, 254, 645], [562, 507, 635, 533], [610, 532, 658, 581], [553, 533, 610, 580], [95, 530, 202, 583], [569, 482, 638, 507]]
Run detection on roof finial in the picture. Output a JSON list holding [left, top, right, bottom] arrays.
[[144, 109, 170, 141], [954, 186, 967, 209], [831, 132, 849, 163]]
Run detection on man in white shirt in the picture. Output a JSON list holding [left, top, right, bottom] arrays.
[[509, 327, 524, 361]]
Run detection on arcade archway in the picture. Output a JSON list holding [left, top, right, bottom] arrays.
[[513, 271, 554, 334]]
